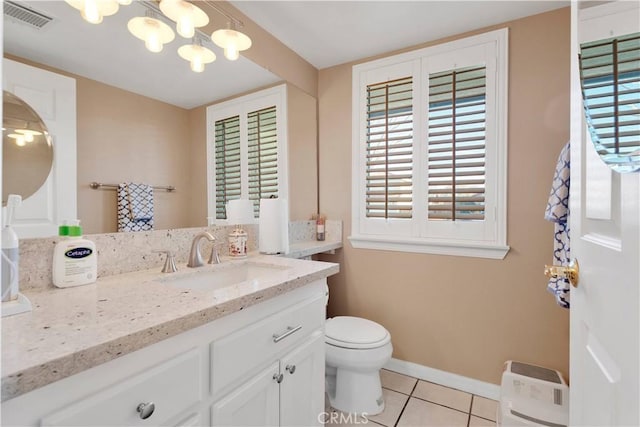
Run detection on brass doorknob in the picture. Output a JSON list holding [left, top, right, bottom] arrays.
[[544, 259, 579, 288]]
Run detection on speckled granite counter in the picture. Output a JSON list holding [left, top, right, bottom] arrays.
[[1, 255, 338, 401], [286, 240, 343, 259]]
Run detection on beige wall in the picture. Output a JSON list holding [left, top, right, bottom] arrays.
[[187, 105, 209, 227], [318, 8, 571, 385], [287, 84, 318, 219], [76, 78, 192, 234]]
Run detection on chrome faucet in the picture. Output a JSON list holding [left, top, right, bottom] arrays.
[[187, 232, 216, 268]]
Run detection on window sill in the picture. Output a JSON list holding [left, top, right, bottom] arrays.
[[348, 235, 510, 260]]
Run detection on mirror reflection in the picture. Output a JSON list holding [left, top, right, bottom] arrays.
[[3, 0, 318, 235], [2, 91, 53, 206], [579, 31, 640, 173]]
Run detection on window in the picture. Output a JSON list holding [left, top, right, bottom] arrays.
[[207, 85, 288, 222], [351, 29, 509, 259], [248, 106, 279, 216], [366, 77, 414, 220], [214, 116, 241, 219], [579, 32, 640, 170], [427, 66, 487, 222]]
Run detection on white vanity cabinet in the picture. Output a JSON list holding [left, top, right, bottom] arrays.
[[212, 332, 325, 427], [1, 280, 327, 427]]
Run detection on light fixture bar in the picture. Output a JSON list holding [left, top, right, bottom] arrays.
[[139, 1, 215, 49], [202, 1, 244, 29]]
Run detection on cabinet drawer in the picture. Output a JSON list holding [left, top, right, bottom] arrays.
[[42, 349, 202, 426], [211, 294, 324, 396]]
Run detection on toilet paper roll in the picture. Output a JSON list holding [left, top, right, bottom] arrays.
[[259, 198, 289, 254]]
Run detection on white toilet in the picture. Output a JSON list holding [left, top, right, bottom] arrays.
[[325, 316, 393, 415]]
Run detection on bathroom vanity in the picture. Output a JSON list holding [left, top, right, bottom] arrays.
[[1, 255, 338, 426]]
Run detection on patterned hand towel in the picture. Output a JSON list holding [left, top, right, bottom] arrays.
[[117, 183, 154, 232], [544, 142, 570, 309]]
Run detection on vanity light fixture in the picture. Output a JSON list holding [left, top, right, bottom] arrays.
[[7, 134, 26, 147], [64, 0, 121, 24], [159, 0, 209, 39], [211, 22, 252, 61], [128, 10, 175, 53], [178, 38, 216, 73], [14, 129, 42, 143]]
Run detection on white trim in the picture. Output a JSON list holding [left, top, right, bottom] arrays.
[[206, 84, 288, 225], [349, 235, 509, 259], [384, 358, 501, 401], [351, 29, 509, 258]]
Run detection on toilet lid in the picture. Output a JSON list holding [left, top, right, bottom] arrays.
[[325, 316, 390, 349]]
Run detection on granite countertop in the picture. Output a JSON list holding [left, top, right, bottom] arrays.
[[1, 254, 339, 402], [286, 240, 343, 259]]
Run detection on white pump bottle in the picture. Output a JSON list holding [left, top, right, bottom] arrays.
[[2, 194, 22, 302]]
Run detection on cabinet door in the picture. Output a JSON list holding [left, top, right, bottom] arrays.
[[173, 413, 202, 427], [280, 331, 325, 427], [212, 361, 280, 427]]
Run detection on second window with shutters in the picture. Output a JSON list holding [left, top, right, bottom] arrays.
[[207, 85, 288, 223], [351, 29, 509, 259]]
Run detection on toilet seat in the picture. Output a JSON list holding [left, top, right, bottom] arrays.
[[326, 316, 391, 349]]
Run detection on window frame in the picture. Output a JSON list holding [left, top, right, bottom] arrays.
[[350, 29, 510, 259], [206, 84, 288, 225]]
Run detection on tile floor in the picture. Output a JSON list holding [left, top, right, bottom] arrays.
[[325, 369, 498, 427]]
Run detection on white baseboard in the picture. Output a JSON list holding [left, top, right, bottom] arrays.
[[384, 358, 501, 401]]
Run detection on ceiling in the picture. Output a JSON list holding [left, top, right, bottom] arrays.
[[231, 1, 569, 69], [3, 1, 281, 109], [3, 1, 569, 108]]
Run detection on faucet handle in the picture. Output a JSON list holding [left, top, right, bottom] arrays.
[[153, 250, 178, 273], [209, 243, 222, 265]]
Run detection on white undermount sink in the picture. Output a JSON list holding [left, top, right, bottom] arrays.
[[159, 262, 291, 292]]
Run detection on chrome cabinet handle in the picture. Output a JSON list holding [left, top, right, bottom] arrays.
[[273, 373, 284, 383], [286, 364, 296, 374], [136, 402, 155, 420], [272, 325, 302, 343]]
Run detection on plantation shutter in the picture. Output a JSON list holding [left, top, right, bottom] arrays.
[[579, 32, 640, 158], [248, 106, 278, 217], [365, 77, 413, 219], [427, 65, 486, 221], [215, 116, 242, 219]]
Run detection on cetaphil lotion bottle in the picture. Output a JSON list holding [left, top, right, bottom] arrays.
[[52, 220, 97, 288]]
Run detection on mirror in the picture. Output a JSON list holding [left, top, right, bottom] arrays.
[[579, 30, 640, 173], [3, 1, 318, 235], [2, 91, 53, 206]]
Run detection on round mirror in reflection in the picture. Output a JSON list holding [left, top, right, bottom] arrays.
[[579, 32, 640, 173], [3, 91, 54, 206]]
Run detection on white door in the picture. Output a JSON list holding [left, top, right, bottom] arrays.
[[570, 2, 639, 426], [280, 331, 325, 427], [211, 361, 280, 427], [3, 59, 76, 238]]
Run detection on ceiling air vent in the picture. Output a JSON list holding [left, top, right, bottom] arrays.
[[4, 1, 53, 29]]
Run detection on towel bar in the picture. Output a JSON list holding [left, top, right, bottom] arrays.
[[89, 182, 176, 192]]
